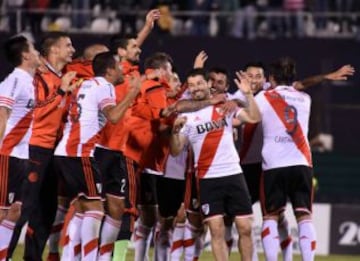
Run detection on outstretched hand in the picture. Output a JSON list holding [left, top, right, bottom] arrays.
[[234, 71, 252, 95], [145, 9, 161, 28], [325, 64, 355, 81], [193, 50, 208, 69]]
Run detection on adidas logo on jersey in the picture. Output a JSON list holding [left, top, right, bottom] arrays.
[[196, 118, 227, 134]]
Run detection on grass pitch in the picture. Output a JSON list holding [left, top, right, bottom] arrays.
[[12, 245, 360, 260]]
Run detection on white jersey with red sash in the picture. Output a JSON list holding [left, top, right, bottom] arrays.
[[255, 85, 312, 170], [55, 77, 116, 157], [179, 105, 242, 179], [0, 68, 34, 159]]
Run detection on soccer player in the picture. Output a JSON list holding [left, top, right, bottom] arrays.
[[100, 10, 160, 260], [54, 51, 141, 261], [170, 68, 261, 261], [7, 32, 77, 261], [0, 35, 40, 261], [255, 57, 315, 261], [152, 72, 186, 260], [240, 61, 293, 261], [240, 61, 354, 261], [47, 43, 110, 260]]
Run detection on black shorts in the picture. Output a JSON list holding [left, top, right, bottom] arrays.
[[260, 165, 313, 216], [157, 177, 185, 218], [95, 147, 127, 198], [54, 156, 102, 201], [0, 155, 28, 209], [138, 173, 158, 206], [199, 174, 252, 220], [241, 162, 262, 204]]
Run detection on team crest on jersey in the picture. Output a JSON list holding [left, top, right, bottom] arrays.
[[201, 204, 210, 215], [8, 192, 14, 204], [96, 183, 102, 193]]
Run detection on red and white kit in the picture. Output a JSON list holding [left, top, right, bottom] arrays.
[[55, 77, 116, 157], [180, 104, 243, 179], [255, 85, 312, 170], [0, 68, 34, 159]]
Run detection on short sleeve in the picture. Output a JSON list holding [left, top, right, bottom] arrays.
[[97, 83, 116, 111], [0, 75, 21, 109]]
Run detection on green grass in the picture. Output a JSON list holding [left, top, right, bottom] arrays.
[[12, 245, 360, 261]]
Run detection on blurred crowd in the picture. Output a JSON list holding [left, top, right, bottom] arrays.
[[1, 0, 360, 39]]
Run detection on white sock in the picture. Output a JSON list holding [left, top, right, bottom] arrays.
[[183, 220, 202, 261], [261, 220, 280, 261], [98, 215, 121, 261], [170, 222, 185, 261], [61, 213, 83, 261], [0, 220, 15, 261], [134, 219, 152, 261], [278, 216, 293, 261], [298, 219, 316, 261], [251, 225, 259, 261], [81, 211, 103, 261], [154, 222, 172, 261], [48, 205, 67, 253]]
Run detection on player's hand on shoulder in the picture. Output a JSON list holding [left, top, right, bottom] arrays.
[[210, 93, 226, 105], [221, 100, 238, 115], [60, 71, 77, 92]]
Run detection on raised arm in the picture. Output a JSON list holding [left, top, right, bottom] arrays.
[[234, 71, 261, 124], [136, 9, 161, 47], [295, 64, 355, 90], [193, 50, 208, 69]]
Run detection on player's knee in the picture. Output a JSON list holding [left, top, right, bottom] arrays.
[[209, 226, 224, 240], [80, 198, 104, 213], [295, 211, 311, 223], [105, 195, 125, 219], [236, 217, 252, 238]]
